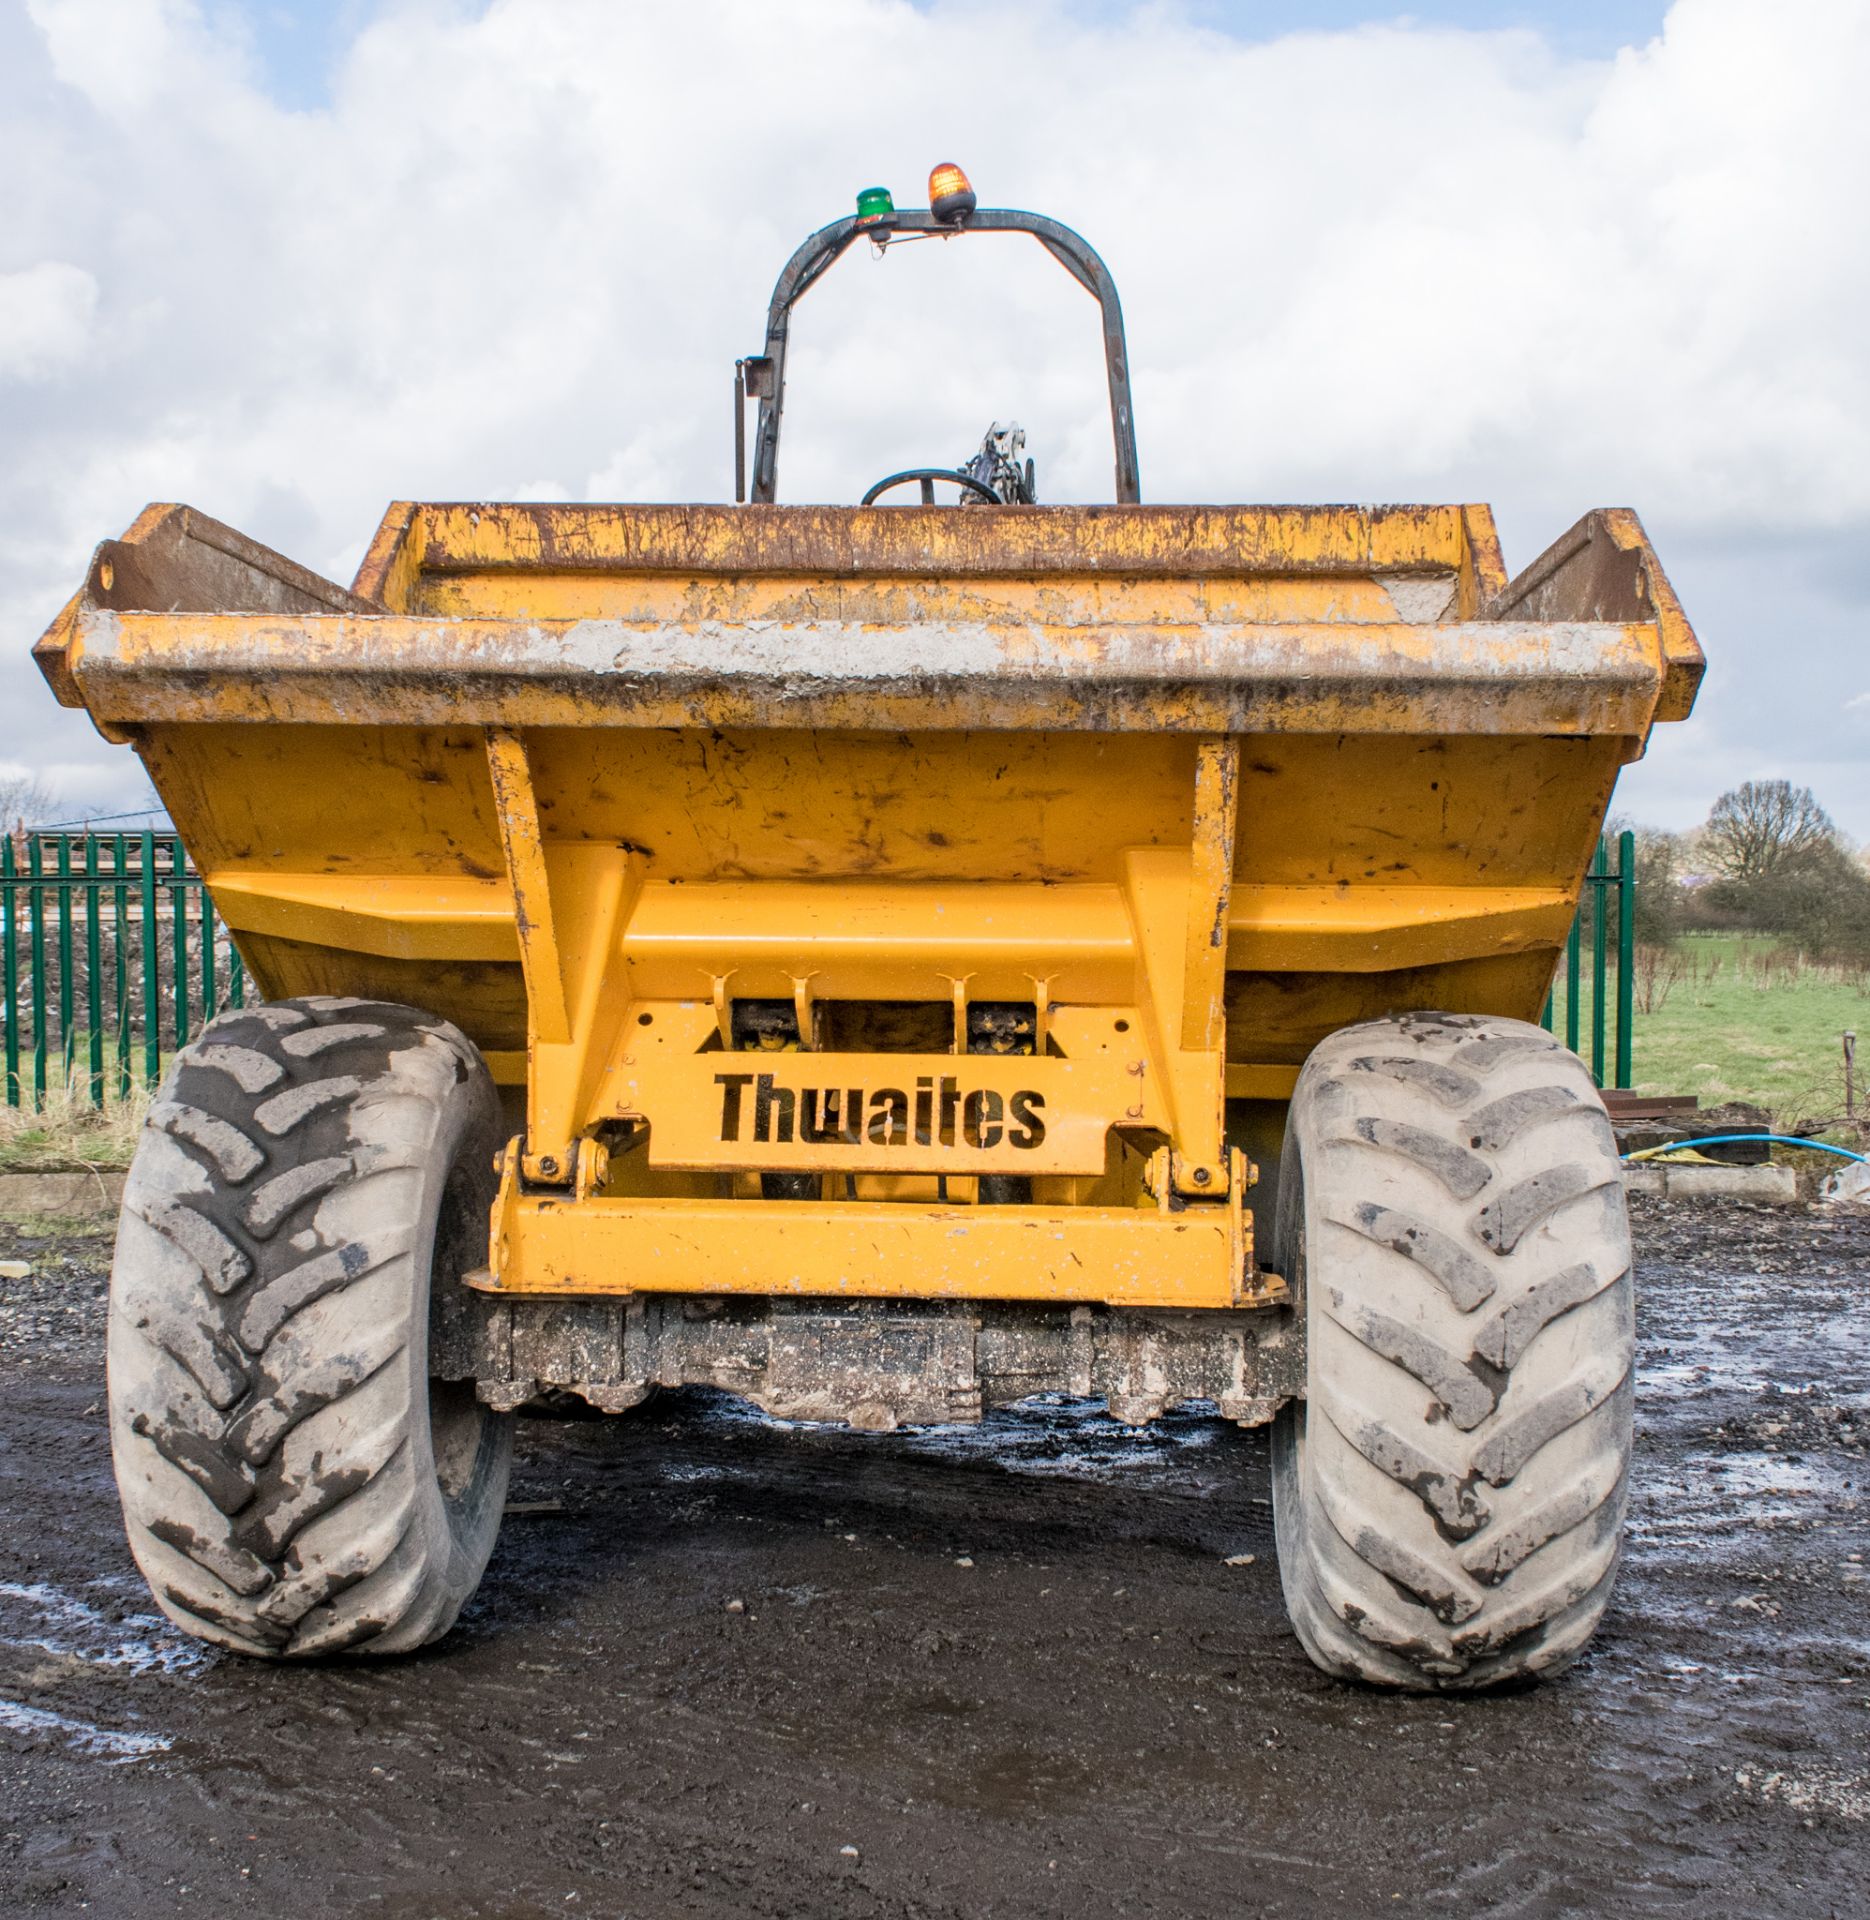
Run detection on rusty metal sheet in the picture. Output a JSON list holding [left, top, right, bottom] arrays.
[[402, 501, 1475, 581]]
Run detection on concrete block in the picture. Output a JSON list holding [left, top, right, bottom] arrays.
[[0, 1169, 126, 1219], [1818, 1160, 1870, 1208], [1621, 1164, 1666, 1197], [1661, 1162, 1797, 1204]]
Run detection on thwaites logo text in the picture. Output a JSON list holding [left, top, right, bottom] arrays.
[[715, 1073, 1046, 1150]]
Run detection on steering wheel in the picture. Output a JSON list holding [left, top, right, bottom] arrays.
[[861, 468, 1002, 507]]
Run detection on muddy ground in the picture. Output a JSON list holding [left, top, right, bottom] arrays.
[[1, 1197, 1866, 1919]]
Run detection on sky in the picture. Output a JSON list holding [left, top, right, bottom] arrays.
[[2, 0, 1865, 836]]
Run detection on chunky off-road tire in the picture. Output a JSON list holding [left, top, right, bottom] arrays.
[[1271, 1011, 1633, 1690], [108, 996, 512, 1658]]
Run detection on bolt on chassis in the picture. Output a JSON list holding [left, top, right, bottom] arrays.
[[35, 172, 1701, 1686]]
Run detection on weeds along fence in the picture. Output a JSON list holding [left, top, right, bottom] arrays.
[[0, 831, 246, 1111], [1541, 830, 1636, 1090], [1, 827, 1639, 1112]]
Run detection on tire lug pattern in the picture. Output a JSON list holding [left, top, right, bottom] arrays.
[[242, 1156, 356, 1238], [140, 1198, 252, 1294], [149, 1101, 266, 1182], [193, 1044, 284, 1093], [281, 1022, 388, 1058], [253, 1076, 365, 1137], [1474, 1165, 1614, 1254], [1350, 1118, 1490, 1198], [1337, 1203, 1496, 1310], [1343, 1057, 1480, 1107], [1463, 1086, 1577, 1152], [1273, 1011, 1634, 1691], [108, 995, 512, 1660]]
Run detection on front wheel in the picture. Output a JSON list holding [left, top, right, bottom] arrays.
[[1271, 1012, 1633, 1690], [108, 996, 512, 1658]]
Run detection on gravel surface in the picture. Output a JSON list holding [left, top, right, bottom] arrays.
[[0, 1233, 108, 1374], [0, 1198, 1866, 1918]]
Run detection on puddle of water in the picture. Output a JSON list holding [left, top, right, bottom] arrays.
[[1690, 1452, 1831, 1498], [0, 1697, 171, 1762], [1626, 1446, 1849, 1550], [679, 1388, 1226, 1486], [0, 1579, 214, 1677], [897, 1399, 1224, 1483]]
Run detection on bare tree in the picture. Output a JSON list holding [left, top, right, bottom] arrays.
[[1701, 779, 1837, 880], [0, 772, 59, 832]]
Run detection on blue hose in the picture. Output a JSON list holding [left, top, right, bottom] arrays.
[[1622, 1131, 1867, 1165]]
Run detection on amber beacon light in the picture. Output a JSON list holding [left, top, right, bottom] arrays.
[[928, 163, 977, 222]]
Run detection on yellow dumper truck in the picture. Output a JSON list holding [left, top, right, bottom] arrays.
[[36, 176, 1701, 1688]]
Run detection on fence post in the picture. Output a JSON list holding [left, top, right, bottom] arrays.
[[1589, 840, 1608, 1084], [140, 829, 161, 1088], [56, 835, 74, 1082], [170, 837, 189, 1051], [1, 836, 16, 1108], [1564, 896, 1582, 1054], [201, 887, 217, 1020], [28, 837, 46, 1111], [113, 834, 131, 1100], [1615, 828, 1635, 1089], [85, 835, 103, 1106]]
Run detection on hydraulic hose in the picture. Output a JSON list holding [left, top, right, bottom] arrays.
[[1622, 1132, 1867, 1165]]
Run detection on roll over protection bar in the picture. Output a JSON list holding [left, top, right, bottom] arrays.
[[738, 207, 1140, 505]]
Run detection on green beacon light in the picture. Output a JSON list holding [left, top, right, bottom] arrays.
[[855, 185, 898, 233]]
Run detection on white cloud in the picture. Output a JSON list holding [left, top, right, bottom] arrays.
[[2, 0, 1866, 828], [0, 261, 98, 379]]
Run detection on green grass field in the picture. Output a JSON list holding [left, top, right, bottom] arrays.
[[1552, 934, 1870, 1136]]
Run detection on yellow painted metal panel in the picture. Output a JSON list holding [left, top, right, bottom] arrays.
[[619, 878, 1137, 1002], [485, 729, 569, 1044], [1180, 738, 1237, 1052], [1230, 734, 1629, 889], [1225, 885, 1575, 972], [207, 871, 519, 961], [618, 1050, 1152, 1176], [487, 1194, 1248, 1309], [135, 724, 507, 880], [412, 570, 1443, 626]]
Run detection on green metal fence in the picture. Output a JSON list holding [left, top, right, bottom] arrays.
[[0, 831, 246, 1110], [1541, 829, 1636, 1089]]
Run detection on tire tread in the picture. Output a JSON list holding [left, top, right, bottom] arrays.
[[1274, 1012, 1634, 1690]]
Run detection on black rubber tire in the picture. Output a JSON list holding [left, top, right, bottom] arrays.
[[108, 996, 512, 1658], [1270, 1011, 1633, 1690]]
